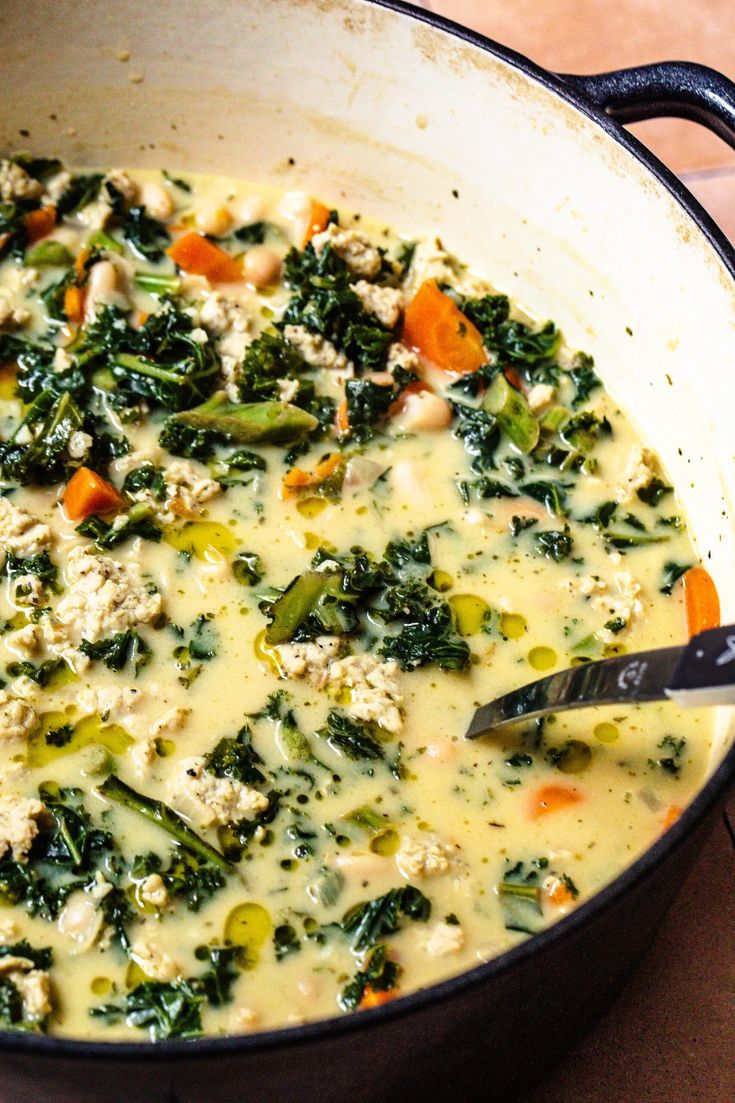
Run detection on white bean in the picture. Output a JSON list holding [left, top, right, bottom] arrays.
[[85, 260, 121, 319], [243, 245, 281, 289], [140, 179, 174, 221], [195, 201, 233, 237], [394, 390, 453, 432], [87, 259, 118, 299]]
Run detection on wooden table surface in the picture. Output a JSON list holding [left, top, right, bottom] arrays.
[[416, 3, 735, 1100]]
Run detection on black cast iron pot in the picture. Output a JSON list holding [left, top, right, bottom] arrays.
[[1, 1, 735, 1099]]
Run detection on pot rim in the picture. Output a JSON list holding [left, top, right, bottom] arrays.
[[2, 0, 734, 1061]]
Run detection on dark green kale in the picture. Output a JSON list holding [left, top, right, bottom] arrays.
[[120, 205, 170, 261], [651, 734, 687, 775], [451, 403, 500, 472], [637, 477, 673, 506], [0, 941, 54, 1031], [379, 602, 470, 670], [11, 155, 62, 182], [233, 220, 271, 244], [232, 551, 263, 586], [44, 723, 74, 748], [130, 849, 225, 913], [535, 528, 574, 562], [340, 886, 431, 953], [471, 477, 519, 499], [343, 365, 418, 445], [237, 332, 306, 403], [509, 515, 539, 538], [204, 723, 266, 786], [461, 293, 560, 381], [112, 304, 220, 410], [282, 242, 393, 370], [194, 945, 239, 1006], [122, 464, 167, 500], [5, 658, 68, 687], [69, 301, 220, 412], [91, 979, 205, 1041], [56, 173, 104, 217], [546, 739, 592, 774], [76, 503, 162, 550], [578, 500, 617, 530], [568, 352, 601, 408], [317, 711, 384, 761], [0, 390, 84, 486], [559, 411, 611, 455], [0, 202, 31, 261], [519, 479, 570, 517], [158, 419, 222, 461], [384, 529, 431, 569], [212, 448, 267, 483], [273, 923, 301, 961], [338, 944, 400, 1011], [92, 944, 239, 1039], [189, 614, 219, 661], [0, 334, 58, 401], [660, 560, 692, 595], [498, 858, 548, 934], [0, 788, 126, 926], [602, 531, 669, 549], [78, 629, 151, 675], [2, 550, 59, 594], [0, 941, 52, 970], [161, 170, 191, 193], [343, 378, 395, 443], [34, 785, 115, 872]]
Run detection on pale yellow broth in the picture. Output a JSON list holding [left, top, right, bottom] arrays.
[[0, 162, 711, 1040]]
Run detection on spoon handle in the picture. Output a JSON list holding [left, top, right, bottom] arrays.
[[465, 624, 735, 739]]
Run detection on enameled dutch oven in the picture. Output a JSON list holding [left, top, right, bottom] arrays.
[[1, 1, 735, 1100]]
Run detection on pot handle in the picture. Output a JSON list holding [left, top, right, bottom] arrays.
[[561, 62, 735, 149]]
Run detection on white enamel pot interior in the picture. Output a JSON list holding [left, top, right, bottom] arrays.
[[1, 0, 734, 1051]]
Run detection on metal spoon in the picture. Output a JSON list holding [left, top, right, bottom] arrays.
[[465, 623, 735, 739]]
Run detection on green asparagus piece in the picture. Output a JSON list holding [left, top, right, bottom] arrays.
[[25, 241, 74, 268], [483, 373, 540, 454], [172, 396, 318, 444]]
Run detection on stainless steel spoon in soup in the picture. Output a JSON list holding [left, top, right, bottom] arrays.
[[466, 624, 735, 738]]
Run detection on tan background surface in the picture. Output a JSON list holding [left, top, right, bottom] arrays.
[[417, 2, 735, 1100]]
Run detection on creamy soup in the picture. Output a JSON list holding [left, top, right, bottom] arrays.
[[0, 156, 717, 1040]]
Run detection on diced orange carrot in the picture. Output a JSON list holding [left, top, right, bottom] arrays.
[[282, 453, 345, 500], [281, 467, 311, 496], [74, 245, 90, 281], [530, 784, 582, 820], [133, 310, 149, 329], [167, 231, 242, 283], [661, 805, 682, 831], [63, 285, 86, 325], [402, 280, 487, 374], [359, 986, 397, 1011], [63, 467, 124, 522], [503, 366, 524, 391], [545, 878, 574, 907], [683, 565, 720, 638], [301, 200, 331, 248], [24, 205, 56, 244], [335, 398, 350, 436], [388, 379, 431, 419]]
